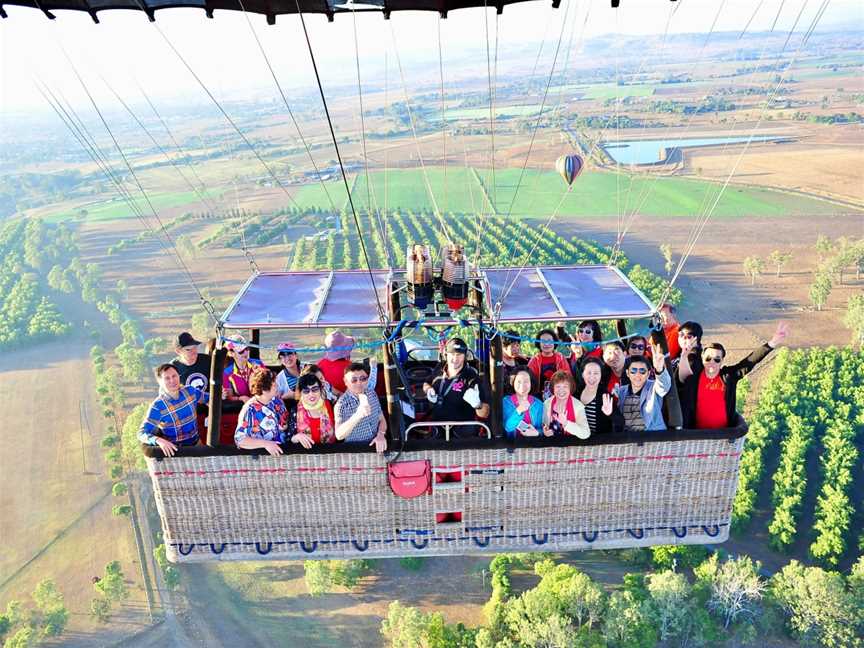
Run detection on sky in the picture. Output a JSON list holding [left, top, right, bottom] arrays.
[[0, 0, 861, 117]]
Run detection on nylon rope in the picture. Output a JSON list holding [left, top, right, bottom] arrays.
[[388, 21, 454, 246], [236, 0, 341, 218], [657, 0, 831, 308], [101, 77, 221, 219], [294, 2, 387, 325], [352, 6, 392, 269], [57, 48, 217, 320], [136, 1, 302, 212], [493, 0, 574, 304], [438, 18, 448, 217]]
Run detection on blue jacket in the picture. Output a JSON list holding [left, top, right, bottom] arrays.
[[502, 396, 544, 439], [615, 368, 672, 431]]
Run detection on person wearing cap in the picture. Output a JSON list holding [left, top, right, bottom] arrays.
[[335, 362, 387, 453], [172, 332, 212, 393], [138, 363, 209, 457], [223, 335, 265, 403], [422, 337, 490, 437], [275, 342, 302, 400]]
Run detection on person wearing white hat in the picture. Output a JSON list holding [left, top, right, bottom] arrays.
[[222, 335, 264, 403]]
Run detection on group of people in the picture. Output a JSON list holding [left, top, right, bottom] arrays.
[[137, 329, 386, 457], [137, 304, 788, 456], [497, 305, 789, 439]]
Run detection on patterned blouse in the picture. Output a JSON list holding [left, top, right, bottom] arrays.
[[234, 397, 289, 445]]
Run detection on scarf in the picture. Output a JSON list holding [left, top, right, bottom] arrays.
[[297, 400, 334, 444]]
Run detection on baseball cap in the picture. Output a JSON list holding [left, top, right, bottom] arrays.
[[276, 342, 296, 355], [445, 337, 468, 354], [225, 335, 248, 354], [176, 332, 201, 348]]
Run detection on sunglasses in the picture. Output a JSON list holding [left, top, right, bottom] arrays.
[[629, 343, 645, 350], [703, 356, 723, 363], [301, 385, 321, 394], [579, 328, 594, 335], [349, 375, 368, 384], [628, 367, 648, 375]]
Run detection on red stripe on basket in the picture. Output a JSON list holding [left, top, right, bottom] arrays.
[[607, 456, 639, 462], [566, 458, 596, 464]]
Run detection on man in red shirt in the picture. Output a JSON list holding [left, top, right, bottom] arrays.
[[317, 330, 355, 396], [679, 322, 789, 429], [659, 303, 682, 360]]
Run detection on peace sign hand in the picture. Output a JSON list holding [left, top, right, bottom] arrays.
[[651, 342, 666, 373], [601, 393, 614, 416]]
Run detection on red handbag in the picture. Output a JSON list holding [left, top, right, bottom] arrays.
[[387, 459, 431, 499]]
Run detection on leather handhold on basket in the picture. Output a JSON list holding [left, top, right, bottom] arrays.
[[388, 460, 432, 499]]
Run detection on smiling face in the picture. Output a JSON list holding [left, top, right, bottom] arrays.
[[701, 348, 725, 378], [577, 325, 595, 343], [345, 370, 369, 396], [553, 379, 572, 400], [627, 360, 650, 392], [158, 367, 181, 394], [582, 363, 602, 388], [627, 338, 647, 357], [603, 344, 624, 370], [279, 352, 297, 370], [513, 371, 532, 397], [446, 351, 465, 374], [538, 334, 555, 357], [300, 382, 322, 407]]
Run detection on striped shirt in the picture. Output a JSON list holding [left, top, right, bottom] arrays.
[[276, 367, 301, 398], [138, 386, 208, 445], [622, 392, 645, 432], [584, 399, 598, 435]]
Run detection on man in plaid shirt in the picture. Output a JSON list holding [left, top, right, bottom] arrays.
[[138, 363, 209, 457]]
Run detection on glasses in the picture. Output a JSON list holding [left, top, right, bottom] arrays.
[[628, 367, 648, 375], [579, 328, 594, 335], [703, 356, 723, 363], [349, 375, 368, 384], [301, 385, 321, 394], [629, 343, 645, 350]]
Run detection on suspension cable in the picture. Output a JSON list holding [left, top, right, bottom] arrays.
[[388, 20, 454, 246], [437, 18, 448, 218], [294, 2, 386, 325], [236, 0, 341, 218], [657, 0, 831, 307], [352, 6, 392, 269], [58, 52, 217, 319], [136, 2, 302, 212]]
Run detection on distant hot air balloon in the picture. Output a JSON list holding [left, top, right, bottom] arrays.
[[555, 154, 584, 186]]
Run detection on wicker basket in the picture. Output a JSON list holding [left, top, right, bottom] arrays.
[[148, 433, 744, 563]]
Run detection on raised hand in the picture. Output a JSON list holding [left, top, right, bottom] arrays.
[[601, 393, 614, 416], [769, 321, 790, 348], [651, 342, 666, 373]]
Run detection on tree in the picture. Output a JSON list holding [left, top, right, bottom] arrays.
[[695, 554, 765, 630], [89, 597, 111, 623], [601, 590, 657, 648], [809, 272, 833, 311], [303, 560, 371, 595], [767, 250, 793, 277], [843, 295, 864, 347], [111, 482, 128, 496], [644, 570, 692, 642], [768, 560, 861, 648], [815, 234, 835, 262], [743, 256, 764, 285], [3, 627, 36, 648], [660, 244, 674, 276], [650, 545, 709, 571], [30, 579, 68, 638], [95, 561, 129, 603], [112, 505, 132, 517]]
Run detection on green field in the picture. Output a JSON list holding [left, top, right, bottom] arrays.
[[43, 189, 219, 224], [444, 104, 544, 120], [348, 167, 844, 219]]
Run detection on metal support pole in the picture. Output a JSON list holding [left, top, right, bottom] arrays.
[[207, 347, 227, 446], [488, 333, 504, 438], [384, 280, 403, 442], [250, 328, 261, 361]]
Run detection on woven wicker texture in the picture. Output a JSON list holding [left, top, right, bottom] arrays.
[[148, 437, 743, 563]]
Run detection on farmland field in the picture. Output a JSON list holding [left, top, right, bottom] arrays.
[[444, 104, 544, 120], [581, 83, 656, 99], [40, 189, 221, 224]]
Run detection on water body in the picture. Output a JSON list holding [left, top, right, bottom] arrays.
[[602, 135, 790, 165]]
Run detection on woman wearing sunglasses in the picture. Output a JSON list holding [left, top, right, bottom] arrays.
[[614, 343, 671, 432], [557, 320, 603, 372], [678, 322, 788, 429], [291, 373, 336, 449]]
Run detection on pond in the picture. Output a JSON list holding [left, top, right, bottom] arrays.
[[602, 135, 791, 165]]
